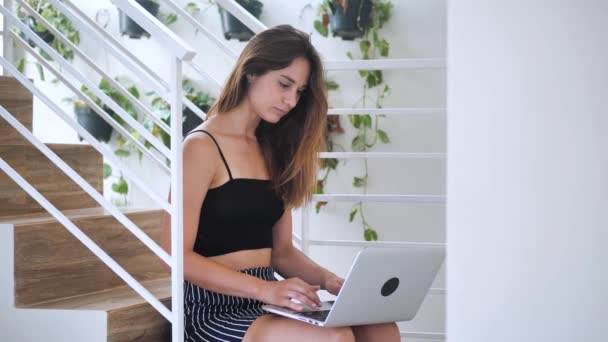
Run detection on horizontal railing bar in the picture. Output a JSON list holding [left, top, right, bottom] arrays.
[[161, 0, 238, 59], [327, 107, 446, 115], [11, 33, 171, 174], [0, 105, 172, 266], [312, 194, 446, 203], [429, 288, 446, 295], [0, 158, 173, 322], [308, 239, 446, 248], [215, 0, 266, 34], [324, 58, 446, 70], [400, 331, 446, 339], [16, 0, 171, 136], [112, 0, 196, 61], [318, 152, 445, 159], [0, 56, 171, 213], [0, 7, 172, 159], [58, 0, 169, 92]]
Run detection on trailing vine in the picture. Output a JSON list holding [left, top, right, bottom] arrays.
[[314, 0, 393, 241]]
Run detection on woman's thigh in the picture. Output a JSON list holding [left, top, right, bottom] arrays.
[[352, 322, 400, 342], [243, 314, 355, 342]]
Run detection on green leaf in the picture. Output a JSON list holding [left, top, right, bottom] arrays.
[[377, 129, 390, 143], [103, 163, 112, 179], [324, 158, 338, 170], [314, 20, 328, 37], [358, 70, 368, 78], [359, 40, 371, 56], [348, 114, 362, 128], [127, 85, 140, 99], [362, 115, 372, 128], [364, 228, 378, 241], [185, 2, 200, 16], [353, 176, 367, 187], [16, 58, 25, 73], [352, 135, 366, 152], [114, 149, 130, 158], [325, 80, 339, 91], [379, 39, 390, 57], [315, 180, 324, 194], [36, 63, 45, 81], [349, 207, 358, 222], [164, 13, 178, 25], [346, 51, 354, 60], [111, 177, 129, 195]]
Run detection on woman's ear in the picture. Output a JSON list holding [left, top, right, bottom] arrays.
[[247, 74, 256, 83]]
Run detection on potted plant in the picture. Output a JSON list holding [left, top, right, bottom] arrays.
[[314, 0, 378, 40], [147, 79, 215, 148], [16, 0, 81, 80], [118, 0, 177, 39], [63, 78, 140, 143], [218, 0, 263, 41]]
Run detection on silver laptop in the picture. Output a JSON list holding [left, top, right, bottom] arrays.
[[262, 245, 445, 327]]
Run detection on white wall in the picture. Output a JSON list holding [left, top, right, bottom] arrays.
[[447, 1, 608, 341]]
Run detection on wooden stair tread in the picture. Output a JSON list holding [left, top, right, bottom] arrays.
[[0, 76, 33, 101], [0, 206, 160, 225], [27, 278, 171, 312]]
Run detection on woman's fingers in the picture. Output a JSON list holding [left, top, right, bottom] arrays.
[[289, 282, 321, 306], [286, 291, 318, 309]]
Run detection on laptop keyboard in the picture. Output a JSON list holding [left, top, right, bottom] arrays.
[[299, 310, 331, 322]]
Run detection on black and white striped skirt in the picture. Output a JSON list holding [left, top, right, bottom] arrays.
[[184, 266, 277, 342]]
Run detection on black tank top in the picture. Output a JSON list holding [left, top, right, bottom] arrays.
[[186, 130, 285, 257]]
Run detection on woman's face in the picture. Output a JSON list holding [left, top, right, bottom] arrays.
[[246, 56, 310, 124]]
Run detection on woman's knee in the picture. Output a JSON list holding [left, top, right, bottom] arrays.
[[326, 326, 355, 342]]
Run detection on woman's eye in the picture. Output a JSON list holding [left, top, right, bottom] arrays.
[[279, 82, 290, 89]]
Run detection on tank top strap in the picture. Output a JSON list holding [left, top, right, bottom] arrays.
[[186, 129, 233, 180]]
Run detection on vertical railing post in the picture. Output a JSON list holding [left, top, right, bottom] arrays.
[[170, 56, 184, 342], [2, 0, 14, 75], [300, 203, 310, 255]]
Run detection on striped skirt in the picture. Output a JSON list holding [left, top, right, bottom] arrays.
[[184, 266, 277, 342]]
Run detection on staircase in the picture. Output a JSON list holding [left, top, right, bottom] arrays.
[[0, 76, 171, 342]]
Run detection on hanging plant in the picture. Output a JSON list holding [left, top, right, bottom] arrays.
[[16, 0, 81, 80], [118, 0, 178, 39], [313, 0, 394, 241], [218, 0, 263, 41]]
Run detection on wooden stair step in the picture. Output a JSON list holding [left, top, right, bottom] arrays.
[[28, 278, 172, 342], [0, 143, 103, 218], [10, 208, 169, 307], [0, 76, 33, 145]]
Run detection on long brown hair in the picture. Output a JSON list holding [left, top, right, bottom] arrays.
[[207, 25, 327, 209]]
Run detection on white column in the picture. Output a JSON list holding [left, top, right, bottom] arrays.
[[447, 1, 608, 342]]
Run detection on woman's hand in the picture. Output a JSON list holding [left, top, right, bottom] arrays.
[[258, 278, 321, 312], [322, 272, 345, 296]]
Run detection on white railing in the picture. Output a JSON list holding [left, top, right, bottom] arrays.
[[0, 0, 196, 340]]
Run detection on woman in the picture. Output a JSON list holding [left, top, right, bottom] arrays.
[[162, 24, 400, 342]]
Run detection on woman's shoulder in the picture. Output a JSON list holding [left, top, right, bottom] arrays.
[[183, 127, 222, 165]]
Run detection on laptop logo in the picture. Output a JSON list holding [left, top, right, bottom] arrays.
[[381, 277, 400, 296]]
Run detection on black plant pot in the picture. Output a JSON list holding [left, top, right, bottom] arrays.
[[75, 105, 113, 143], [218, 0, 263, 41], [21, 16, 55, 47], [119, 0, 159, 39], [182, 105, 207, 137], [330, 0, 372, 40]]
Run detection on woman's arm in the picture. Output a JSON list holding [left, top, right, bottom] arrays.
[[270, 209, 343, 293]]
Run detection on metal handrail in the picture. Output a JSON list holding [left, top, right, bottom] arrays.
[[0, 105, 171, 265], [11, 33, 170, 174], [16, 0, 172, 136], [0, 56, 171, 212], [0, 6, 171, 159]]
